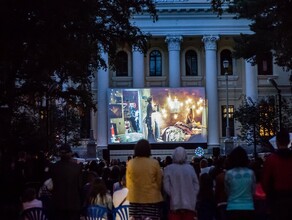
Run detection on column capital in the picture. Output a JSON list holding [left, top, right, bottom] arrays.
[[202, 35, 219, 50], [165, 35, 183, 51]]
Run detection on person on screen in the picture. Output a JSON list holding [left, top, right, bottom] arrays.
[[129, 104, 138, 132], [186, 108, 194, 125], [146, 97, 155, 141], [186, 108, 200, 129]]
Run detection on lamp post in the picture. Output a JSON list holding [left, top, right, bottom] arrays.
[[268, 78, 282, 131], [223, 60, 230, 138]]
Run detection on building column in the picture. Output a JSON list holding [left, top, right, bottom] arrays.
[[97, 49, 109, 148], [202, 35, 220, 148], [245, 60, 258, 102], [165, 35, 183, 88], [132, 46, 145, 88]]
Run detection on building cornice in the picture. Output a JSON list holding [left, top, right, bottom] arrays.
[[132, 3, 252, 37]]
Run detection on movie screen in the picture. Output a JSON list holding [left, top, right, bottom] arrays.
[[108, 87, 207, 144]]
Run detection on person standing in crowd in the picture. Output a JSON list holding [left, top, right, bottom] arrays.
[[126, 139, 163, 220], [225, 146, 256, 220], [261, 129, 292, 220], [163, 146, 199, 220], [197, 172, 216, 220], [51, 144, 83, 220], [213, 157, 228, 220]]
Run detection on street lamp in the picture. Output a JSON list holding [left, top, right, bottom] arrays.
[[268, 78, 282, 131], [223, 60, 230, 138]]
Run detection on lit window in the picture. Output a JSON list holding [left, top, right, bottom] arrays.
[[221, 105, 234, 137]]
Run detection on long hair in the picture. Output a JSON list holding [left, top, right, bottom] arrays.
[[87, 178, 108, 205]]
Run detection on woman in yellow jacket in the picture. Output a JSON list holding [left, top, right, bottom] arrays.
[[126, 139, 163, 220]]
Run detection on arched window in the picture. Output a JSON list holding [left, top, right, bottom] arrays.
[[220, 49, 233, 75], [116, 51, 128, 77], [149, 50, 162, 76], [257, 52, 273, 75], [185, 50, 198, 76]]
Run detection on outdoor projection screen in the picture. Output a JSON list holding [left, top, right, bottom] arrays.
[[108, 87, 207, 145]]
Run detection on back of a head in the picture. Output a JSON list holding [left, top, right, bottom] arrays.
[[90, 178, 107, 199], [22, 187, 36, 203], [276, 129, 290, 149], [200, 158, 208, 168], [172, 146, 187, 164], [228, 146, 249, 168], [59, 143, 73, 160], [134, 139, 151, 157]]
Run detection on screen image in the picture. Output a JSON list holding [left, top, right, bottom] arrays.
[[108, 87, 207, 144]]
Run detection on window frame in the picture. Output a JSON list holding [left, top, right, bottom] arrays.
[[185, 50, 198, 76], [115, 51, 128, 77], [149, 50, 162, 76]]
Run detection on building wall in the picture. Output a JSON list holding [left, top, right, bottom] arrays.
[[94, 1, 292, 154]]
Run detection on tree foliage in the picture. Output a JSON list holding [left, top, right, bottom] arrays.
[[211, 0, 292, 71], [234, 96, 291, 153], [0, 0, 157, 152]]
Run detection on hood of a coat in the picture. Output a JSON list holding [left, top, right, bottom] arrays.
[[172, 146, 187, 164]]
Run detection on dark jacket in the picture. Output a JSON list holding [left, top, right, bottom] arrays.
[[52, 159, 83, 211]]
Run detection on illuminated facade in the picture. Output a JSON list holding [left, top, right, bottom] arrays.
[[92, 0, 292, 156]]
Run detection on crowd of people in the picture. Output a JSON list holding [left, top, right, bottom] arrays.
[[0, 129, 291, 220]]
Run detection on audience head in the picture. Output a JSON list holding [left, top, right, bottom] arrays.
[[110, 165, 121, 180], [22, 187, 37, 202], [228, 146, 249, 169], [59, 143, 73, 160], [200, 158, 208, 168], [89, 178, 108, 202], [164, 155, 173, 166], [172, 146, 187, 164], [134, 139, 151, 157], [276, 129, 290, 149]]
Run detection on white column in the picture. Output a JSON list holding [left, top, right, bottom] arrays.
[[245, 60, 258, 102], [97, 49, 109, 148], [165, 35, 183, 88], [132, 46, 145, 88], [202, 35, 220, 148]]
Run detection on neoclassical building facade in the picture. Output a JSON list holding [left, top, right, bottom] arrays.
[[91, 0, 292, 156]]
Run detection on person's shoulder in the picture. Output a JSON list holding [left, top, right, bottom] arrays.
[[225, 169, 234, 175]]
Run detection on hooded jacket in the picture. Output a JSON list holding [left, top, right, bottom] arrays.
[[163, 146, 200, 212]]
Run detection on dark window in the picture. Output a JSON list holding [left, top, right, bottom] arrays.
[[257, 52, 273, 75], [185, 50, 198, 76], [149, 50, 162, 76], [116, 51, 128, 77], [220, 49, 233, 75], [221, 105, 234, 137]]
